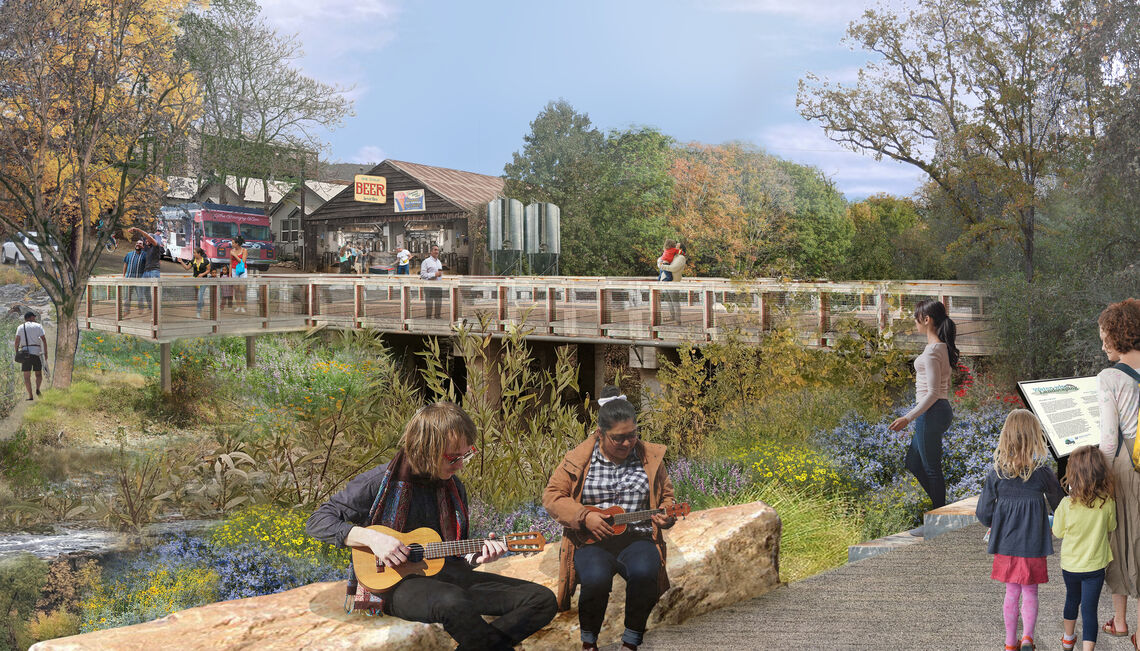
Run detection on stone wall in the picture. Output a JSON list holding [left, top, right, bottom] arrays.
[[33, 501, 781, 650]]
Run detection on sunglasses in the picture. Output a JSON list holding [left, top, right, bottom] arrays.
[[607, 430, 639, 445], [443, 445, 477, 465]]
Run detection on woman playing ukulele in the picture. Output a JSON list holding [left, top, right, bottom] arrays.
[[544, 386, 677, 651], [306, 402, 556, 649]]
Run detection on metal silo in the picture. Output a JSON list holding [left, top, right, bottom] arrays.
[[487, 198, 523, 250], [541, 203, 560, 254], [487, 199, 504, 251]]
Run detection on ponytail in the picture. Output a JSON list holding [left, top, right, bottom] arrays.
[[915, 299, 960, 367]]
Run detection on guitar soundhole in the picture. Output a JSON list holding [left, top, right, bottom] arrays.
[[407, 544, 425, 563]]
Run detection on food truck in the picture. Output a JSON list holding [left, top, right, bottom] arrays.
[[159, 203, 275, 272]]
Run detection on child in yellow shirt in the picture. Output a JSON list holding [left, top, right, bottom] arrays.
[[1053, 445, 1117, 651]]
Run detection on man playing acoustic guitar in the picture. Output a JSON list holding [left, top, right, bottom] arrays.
[[306, 402, 556, 650], [544, 386, 678, 651]]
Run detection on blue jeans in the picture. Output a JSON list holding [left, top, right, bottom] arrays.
[[574, 534, 661, 647], [196, 284, 207, 315], [1063, 568, 1105, 643], [906, 398, 952, 509], [397, 264, 409, 275]]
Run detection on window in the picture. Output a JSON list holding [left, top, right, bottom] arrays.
[[240, 224, 271, 241], [203, 221, 237, 238], [280, 212, 301, 242]]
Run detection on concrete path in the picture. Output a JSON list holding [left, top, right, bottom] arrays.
[[607, 524, 1120, 650]]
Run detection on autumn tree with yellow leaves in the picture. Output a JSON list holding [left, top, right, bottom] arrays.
[[0, 0, 200, 387]]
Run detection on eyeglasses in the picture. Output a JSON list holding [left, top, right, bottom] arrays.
[[606, 430, 639, 445], [443, 445, 477, 465]]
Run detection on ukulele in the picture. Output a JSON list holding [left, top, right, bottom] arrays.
[[572, 502, 691, 545], [351, 525, 546, 593]]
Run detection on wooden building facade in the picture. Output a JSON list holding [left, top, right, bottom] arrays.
[[302, 160, 504, 274]]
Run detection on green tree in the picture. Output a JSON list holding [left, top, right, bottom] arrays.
[[775, 160, 852, 278], [842, 194, 949, 279], [798, 0, 1121, 283], [178, 0, 354, 200]]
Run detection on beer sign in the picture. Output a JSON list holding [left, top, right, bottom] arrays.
[[354, 175, 387, 203]]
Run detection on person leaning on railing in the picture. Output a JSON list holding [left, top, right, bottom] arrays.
[[419, 244, 444, 319]]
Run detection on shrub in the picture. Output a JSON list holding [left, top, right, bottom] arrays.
[[79, 562, 219, 632], [469, 499, 563, 546], [211, 505, 348, 568], [22, 609, 80, 646], [0, 554, 48, 650], [732, 439, 848, 496], [668, 458, 751, 510], [815, 406, 1009, 503]]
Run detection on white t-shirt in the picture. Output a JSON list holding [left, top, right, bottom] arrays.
[[397, 249, 411, 265], [16, 322, 45, 355]]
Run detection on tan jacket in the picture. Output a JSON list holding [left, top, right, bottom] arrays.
[[657, 252, 686, 281], [542, 433, 675, 611]]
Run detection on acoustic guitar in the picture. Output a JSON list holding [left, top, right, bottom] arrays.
[[351, 525, 546, 593], [572, 502, 691, 545]]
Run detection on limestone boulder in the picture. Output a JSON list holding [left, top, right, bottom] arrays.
[[32, 501, 781, 651]]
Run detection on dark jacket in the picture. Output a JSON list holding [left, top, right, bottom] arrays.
[[976, 465, 1065, 558], [306, 463, 469, 551]]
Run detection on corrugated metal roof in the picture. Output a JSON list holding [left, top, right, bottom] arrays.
[[385, 160, 504, 211]]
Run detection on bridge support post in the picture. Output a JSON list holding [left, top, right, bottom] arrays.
[[246, 335, 257, 369], [629, 346, 661, 406], [160, 342, 171, 394], [576, 343, 607, 401], [464, 337, 501, 406]]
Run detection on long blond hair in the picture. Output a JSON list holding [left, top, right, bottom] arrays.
[[994, 409, 1048, 480], [399, 402, 476, 478]]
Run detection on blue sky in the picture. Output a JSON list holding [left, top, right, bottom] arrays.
[[259, 0, 924, 199]]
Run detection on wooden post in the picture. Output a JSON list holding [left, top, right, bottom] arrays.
[[400, 285, 410, 330], [818, 292, 830, 347], [596, 289, 606, 337], [703, 290, 714, 341], [116, 283, 123, 322], [153, 284, 161, 332], [498, 285, 508, 331], [878, 292, 890, 335], [85, 286, 92, 320], [160, 342, 171, 394], [546, 286, 557, 333], [649, 287, 660, 337], [449, 286, 459, 323], [941, 294, 952, 313], [355, 283, 363, 327], [760, 292, 771, 331], [245, 335, 256, 368], [211, 283, 219, 334]]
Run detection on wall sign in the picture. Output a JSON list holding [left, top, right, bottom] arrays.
[[354, 175, 387, 203], [394, 188, 425, 212], [1016, 375, 1100, 459]]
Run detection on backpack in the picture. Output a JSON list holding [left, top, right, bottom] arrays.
[[1111, 361, 1140, 470]]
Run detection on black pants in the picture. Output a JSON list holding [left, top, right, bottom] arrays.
[[905, 399, 952, 509], [386, 564, 557, 651], [1062, 567, 1105, 643], [423, 286, 443, 319], [574, 534, 661, 645]]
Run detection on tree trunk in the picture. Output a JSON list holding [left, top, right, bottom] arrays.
[[52, 296, 82, 389]]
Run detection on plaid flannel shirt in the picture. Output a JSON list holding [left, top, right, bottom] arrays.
[[581, 441, 651, 536]]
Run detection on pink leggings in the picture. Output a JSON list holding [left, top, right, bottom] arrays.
[[1004, 582, 1038, 646]]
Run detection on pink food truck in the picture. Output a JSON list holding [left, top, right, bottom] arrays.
[[159, 203, 275, 271]]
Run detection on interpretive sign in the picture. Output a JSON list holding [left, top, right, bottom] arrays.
[[1016, 376, 1100, 459], [354, 175, 387, 203]]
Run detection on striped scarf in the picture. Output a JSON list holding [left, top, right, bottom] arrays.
[[346, 450, 468, 614]]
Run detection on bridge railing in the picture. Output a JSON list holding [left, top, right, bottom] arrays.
[[83, 275, 995, 353]]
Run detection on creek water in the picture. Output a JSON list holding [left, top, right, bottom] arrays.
[[0, 520, 220, 561]]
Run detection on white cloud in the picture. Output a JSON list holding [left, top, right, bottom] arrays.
[[351, 145, 388, 165], [758, 122, 927, 199], [256, 0, 401, 79]]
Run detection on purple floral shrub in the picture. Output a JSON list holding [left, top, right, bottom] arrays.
[[668, 458, 750, 509], [469, 499, 564, 546]]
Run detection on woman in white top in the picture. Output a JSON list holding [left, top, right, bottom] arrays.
[[889, 299, 959, 522], [1094, 299, 1140, 642]]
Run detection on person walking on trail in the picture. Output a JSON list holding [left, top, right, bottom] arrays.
[[396, 246, 411, 275], [14, 312, 47, 401], [656, 241, 686, 324], [178, 248, 211, 318], [1091, 298, 1140, 643], [889, 299, 958, 529], [976, 409, 1066, 651], [419, 244, 444, 319], [1053, 445, 1116, 651], [121, 238, 148, 315]]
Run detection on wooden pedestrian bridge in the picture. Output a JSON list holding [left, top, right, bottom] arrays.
[[82, 274, 995, 389]]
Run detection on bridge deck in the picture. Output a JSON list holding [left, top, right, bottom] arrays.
[[82, 275, 996, 353]]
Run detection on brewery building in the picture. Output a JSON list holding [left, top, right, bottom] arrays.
[[303, 159, 504, 274]]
